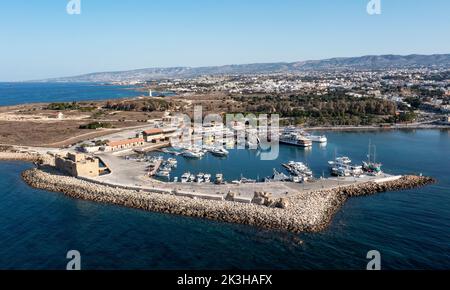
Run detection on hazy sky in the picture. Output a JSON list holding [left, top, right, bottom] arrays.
[[0, 0, 449, 81]]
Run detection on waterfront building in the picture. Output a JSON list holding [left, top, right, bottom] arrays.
[[143, 129, 164, 143], [104, 138, 145, 151], [142, 128, 179, 143], [55, 153, 100, 178]]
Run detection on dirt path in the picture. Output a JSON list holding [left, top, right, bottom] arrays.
[[43, 123, 161, 147]]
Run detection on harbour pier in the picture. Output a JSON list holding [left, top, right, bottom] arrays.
[[21, 165, 435, 233]]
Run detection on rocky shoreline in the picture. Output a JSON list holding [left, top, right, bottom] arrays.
[[21, 167, 436, 233]]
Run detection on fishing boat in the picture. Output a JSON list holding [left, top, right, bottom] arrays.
[[215, 174, 224, 184], [182, 149, 204, 158], [265, 169, 291, 182], [349, 165, 364, 176], [155, 170, 170, 178], [331, 166, 351, 177], [328, 156, 352, 168], [303, 133, 327, 143], [204, 174, 212, 183], [181, 172, 191, 183], [246, 140, 258, 149], [283, 161, 313, 177], [211, 147, 229, 157], [196, 173, 205, 183], [240, 177, 256, 184], [167, 158, 177, 167], [328, 154, 364, 177]]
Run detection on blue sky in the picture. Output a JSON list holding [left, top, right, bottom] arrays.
[[0, 0, 449, 81]]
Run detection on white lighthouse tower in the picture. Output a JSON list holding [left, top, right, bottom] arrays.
[[149, 89, 153, 97]]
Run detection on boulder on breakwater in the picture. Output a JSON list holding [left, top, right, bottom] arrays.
[[21, 167, 436, 233], [252, 192, 293, 209]]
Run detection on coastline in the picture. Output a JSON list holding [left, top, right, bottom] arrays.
[[0, 145, 437, 233]]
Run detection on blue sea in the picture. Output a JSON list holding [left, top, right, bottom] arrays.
[[0, 130, 449, 270], [0, 82, 142, 106]]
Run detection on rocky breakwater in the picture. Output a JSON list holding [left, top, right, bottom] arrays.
[[21, 168, 435, 233], [291, 175, 437, 231]]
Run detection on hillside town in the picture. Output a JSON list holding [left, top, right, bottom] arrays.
[[133, 68, 449, 118]]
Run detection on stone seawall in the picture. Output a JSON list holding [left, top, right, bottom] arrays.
[[21, 168, 435, 233]]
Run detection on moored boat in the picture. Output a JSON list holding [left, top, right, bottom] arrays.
[[204, 174, 211, 183], [182, 149, 204, 158], [215, 174, 224, 184], [210, 147, 229, 157], [279, 132, 313, 147], [181, 172, 191, 183]]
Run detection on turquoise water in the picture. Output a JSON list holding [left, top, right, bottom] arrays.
[[0, 130, 449, 269], [0, 82, 142, 106]]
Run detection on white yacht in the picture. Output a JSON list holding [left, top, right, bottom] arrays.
[[156, 170, 170, 178], [196, 173, 205, 183], [182, 149, 204, 158], [211, 147, 229, 157], [167, 158, 178, 167], [203, 174, 211, 183], [328, 156, 363, 177], [181, 172, 191, 183], [328, 156, 352, 168], [331, 166, 351, 177], [349, 165, 364, 176], [215, 174, 224, 184], [283, 161, 313, 177]]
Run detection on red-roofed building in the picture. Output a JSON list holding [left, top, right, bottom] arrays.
[[105, 138, 145, 151], [143, 128, 164, 143]]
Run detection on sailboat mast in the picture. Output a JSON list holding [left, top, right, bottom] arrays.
[[373, 145, 376, 164]]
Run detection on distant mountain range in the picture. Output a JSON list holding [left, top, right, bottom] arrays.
[[40, 54, 450, 83]]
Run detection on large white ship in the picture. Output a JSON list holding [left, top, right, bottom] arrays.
[[282, 126, 327, 143], [279, 132, 313, 147]]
